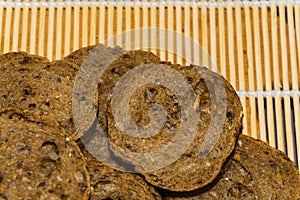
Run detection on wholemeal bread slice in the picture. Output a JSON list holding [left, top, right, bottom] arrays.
[[107, 63, 243, 191], [0, 52, 97, 139], [0, 108, 90, 200], [77, 143, 161, 200], [163, 134, 300, 199]]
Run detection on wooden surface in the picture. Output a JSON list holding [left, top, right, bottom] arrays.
[[0, 2, 299, 170]]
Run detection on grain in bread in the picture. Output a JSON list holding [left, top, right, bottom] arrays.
[[107, 64, 243, 191], [63, 45, 97, 67], [0, 108, 90, 200], [76, 139, 161, 200], [0, 52, 91, 139], [163, 135, 300, 199]]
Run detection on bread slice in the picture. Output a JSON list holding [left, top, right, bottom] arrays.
[[0, 108, 90, 200], [0, 52, 90, 139], [163, 134, 300, 199], [77, 143, 161, 200], [107, 63, 243, 191]]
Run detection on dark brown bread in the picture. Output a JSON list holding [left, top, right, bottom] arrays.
[[0, 52, 90, 139], [76, 139, 161, 200], [163, 135, 300, 200], [107, 64, 243, 191], [97, 50, 161, 134], [63, 45, 97, 67], [87, 161, 161, 200], [0, 108, 90, 200]]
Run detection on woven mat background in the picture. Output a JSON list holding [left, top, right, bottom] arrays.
[[0, 0, 299, 170]]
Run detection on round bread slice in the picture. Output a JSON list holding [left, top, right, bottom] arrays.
[[163, 134, 300, 199], [64, 46, 160, 137], [107, 64, 243, 191], [0, 108, 90, 200], [76, 139, 161, 199], [0, 52, 91, 139]]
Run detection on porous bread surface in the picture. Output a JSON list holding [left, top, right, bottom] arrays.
[[0, 52, 90, 139], [63, 45, 97, 67], [97, 50, 161, 134], [77, 140, 161, 200], [163, 134, 300, 199], [107, 63, 243, 191], [0, 108, 90, 200]]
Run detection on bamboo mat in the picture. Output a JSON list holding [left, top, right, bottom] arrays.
[[0, 1, 299, 171]]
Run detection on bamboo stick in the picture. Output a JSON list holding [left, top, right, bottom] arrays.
[[279, 4, 294, 161], [4, 3, 12, 53], [253, 5, 267, 141], [271, 4, 285, 152], [134, 4, 141, 50], [116, 4, 122, 47], [12, 0, 20, 52], [125, 5, 131, 50], [142, 5, 148, 51], [167, 4, 174, 63], [38, 4, 45, 56], [47, 0, 55, 61], [245, 5, 257, 139], [99, 5, 105, 44], [201, 4, 208, 68], [150, 5, 156, 54], [159, 4, 166, 61], [175, 4, 182, 65], [262, 5, 275, 147], [209, 2, 216, 72], [73, 3, 80, 51], [296, 5, 300, 75], [29, 0, 37, 54], [82, 5, 88, 48], [64, 1, 71, 57], [56, 3, 63, 59], [294, 4, 300, 171], [218, 3, 226, 78], [287, 4, 300, 167], [184, 4, 191, 65], [192, 5, 200, 66], [107, 5, 114, 47], [90, 5, 96, 45], [227, 2, 236, 89], [20, 1, 29, 52], [235, 4, 248, 137]]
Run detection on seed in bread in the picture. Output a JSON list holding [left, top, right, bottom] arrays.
[[107, 64, 243, 191], [0, 52, 97, 139], [163, 135, 300, 199], [0, 108, 90, 200], [75, 138, 161, 200]]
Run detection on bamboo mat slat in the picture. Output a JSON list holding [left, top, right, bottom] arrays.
[[0, 1, 299, 171], [262, 4, 276, 148], [235, 4, 248, 137]]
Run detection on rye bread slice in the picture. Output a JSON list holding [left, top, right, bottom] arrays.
[[0, 108, 90, 200], [64, 46, 160, 136], [163, 135, 300, 199], [107, 64, 243, 191], [78, 143, 161, 200], [0, 52, 93, 139]]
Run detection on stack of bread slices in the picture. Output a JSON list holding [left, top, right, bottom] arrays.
[[0, 44, 299, 200]]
